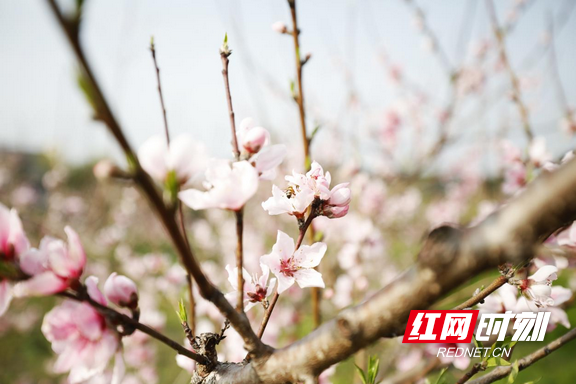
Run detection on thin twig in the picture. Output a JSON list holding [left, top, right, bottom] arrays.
[[452, 274, 511, 310], [220, 48, 241, 159], [219, 43, 245, 313], [257, 290, 279, 339], [235, 208, 245, 312], [46, 0, 263, 354], [486, 0, 534, 142], [287, 0, 321, 327], [60, 291, 208, 365], [456, 362, 485, 384], [469, 327, 576, 384], [150, 38, 170, 143]]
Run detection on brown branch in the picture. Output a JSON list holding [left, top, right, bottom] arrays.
[[486, 0, 534, 142], [220, 47, 240, 159], [45, 0, 264, 355], [150, 38, 170, 143], [452, 273, 512, 310], [59, 291, 208, 365], [235, 209, 245, 312], [286, 0, 321, 327], [469, 327, 576, 384], [456, 362, 486, 384], [257, 290, 279, 339], [198, 151, 576, 382]]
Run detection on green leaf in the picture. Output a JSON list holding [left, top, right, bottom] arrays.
[[508, 361, 519, 383], [309, 124, 321, 144], [523, 378, 541, 384], [223, 32, 228, 44], [486, 356, 511, 367], [434, 367, 448, 384], [177, 299, 188, 323], [472, 335, 483, 349], [354, 364, 368, 384], [367, 356, 380, 384]]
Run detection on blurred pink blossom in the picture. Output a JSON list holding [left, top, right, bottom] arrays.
[[179, 159, 258, 211], [14, 226, 86, 297], [138, 134, 206, 186]]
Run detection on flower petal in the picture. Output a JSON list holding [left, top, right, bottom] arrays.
[[14, 272, 67, 297], [293, 269, 325, 289], [0, 280, 13, 317], [272, 231, 295, 261], [138, 135, 169, 182]]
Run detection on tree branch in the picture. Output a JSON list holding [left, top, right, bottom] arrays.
[[194, 148, 576, 382], [452, 273, 512, 310], [45, 0, 264, 355], [469, 327, 576, 384], [60, 291, 209, 365]]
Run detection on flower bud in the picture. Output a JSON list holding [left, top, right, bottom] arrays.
[[323, 204, 349, 219], [242, 127, 268, 154], [93, 160, 127, 180], [327, 183, 351, 207], [104, 272, 138, 308], [272, 21, 287, 34]]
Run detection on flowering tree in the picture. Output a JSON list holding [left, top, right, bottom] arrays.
[[2, 0, 576, 383]]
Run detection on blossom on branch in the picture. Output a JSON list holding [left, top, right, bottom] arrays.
[[262, 161, 350, 219], [138, 134, 206, 187], [237, 118, 287, 180], [41, 276, 123, 384], [14, 226, 86, 297], [179, 159, 258, 211], [225, 264, 276, 310], [104, 272, 139, 309], [260, 230, 326, 294], [515, 265, 558, 309], [0, 203, 30, 316]]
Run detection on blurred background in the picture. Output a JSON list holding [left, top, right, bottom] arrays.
[[1, 0, 576, 383]]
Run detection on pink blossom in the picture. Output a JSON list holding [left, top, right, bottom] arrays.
[[0, 203, 30, 259], [138, 134, 206, 186], [0, 203, 30, 316], [104, 273, 139, 308], [502, 161, 527, 195], [271, 21, 287, 33], [237, 118, 287, 180], [41, 277, 122, 384], [225, 264, 276, 311], [14, 226, 86, 297], [517, 265, 558, 308], [263, 161, 350, 218], [260, 230, 326, 294], [179, 159, 258, 211], [529, 137, 552, 167]]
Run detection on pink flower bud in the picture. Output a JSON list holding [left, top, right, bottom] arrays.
[[104, 272, 138, 308], [242, 126, 268, 154], [272, 21, 287, 34], [328, 183, 351, 207], [323, 204, 349, 219]]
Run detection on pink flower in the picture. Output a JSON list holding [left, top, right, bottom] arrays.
[[502, 161, 527, 195], [322, 183, 351, 218], [0, 203, 30, 316], [529, 137, 552, 167], [262, 161, 350, 218], [517, 265, 558, 308], [260, 230, 326, 294], [138, 134, 206, 186], [271, 21, 287, 33], [225, 264, 276, 311], [41, 278, 123, 384], [14, 226, 86, 297], [237, 118, 287, 180], [179, 159, 258, 211], [0, 203, 30, 259], [104, 273, 139, 308]]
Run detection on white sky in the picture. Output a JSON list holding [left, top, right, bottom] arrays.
[[1, 0, 575, 170]]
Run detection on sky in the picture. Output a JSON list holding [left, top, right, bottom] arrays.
[[1, 0, 575, 171]]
